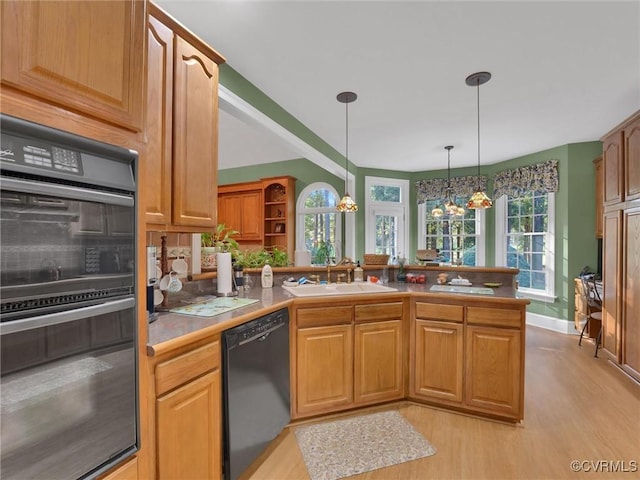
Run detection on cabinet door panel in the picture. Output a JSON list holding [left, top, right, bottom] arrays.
[[465, 326, 521, 419], [625, 117, 640, 201], [240, 191, 263, 240], [296, 325, 353, 415], [1, 0, 144, 131], [413, 319, 463, 403], [172, 36, 218, 227], [602, 131, 624, 205], [594, 157, 603, 237], [354, 320, 403, 404], [602, 210, 622, 361], [144, 15, 174, 225], [217, 194, 241, 236], [623, 208, 640, 379], [157, 371, 221, 480]]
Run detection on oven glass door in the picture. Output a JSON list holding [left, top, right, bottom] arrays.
[[0, 298, 138, 480], [0, 176, 135, 321]]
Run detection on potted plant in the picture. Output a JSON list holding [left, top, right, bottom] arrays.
[[232, 247, 290, 269], [201, 224, 239, 269]]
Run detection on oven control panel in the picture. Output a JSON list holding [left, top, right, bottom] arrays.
[[1, 132, 84, 176]]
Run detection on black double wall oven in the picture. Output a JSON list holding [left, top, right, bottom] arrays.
[[0, 114, 139, 479]]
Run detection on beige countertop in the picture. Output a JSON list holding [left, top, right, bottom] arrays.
[[147, 281, 528, 356]]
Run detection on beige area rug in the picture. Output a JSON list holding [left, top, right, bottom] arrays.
[[294, 410, 436, 480]]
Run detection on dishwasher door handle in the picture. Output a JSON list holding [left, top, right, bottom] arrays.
[[238, 321, 286, 346]]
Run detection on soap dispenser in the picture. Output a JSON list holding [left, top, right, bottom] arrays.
[[261, 262, 273, 288], [354, 261, 364, 282]]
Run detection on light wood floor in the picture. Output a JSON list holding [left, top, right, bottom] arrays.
[[246, 326, 640, 480]]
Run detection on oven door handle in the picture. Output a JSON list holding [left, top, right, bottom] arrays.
[[1, 177, 133, 207], [0, 297, 135, 335]]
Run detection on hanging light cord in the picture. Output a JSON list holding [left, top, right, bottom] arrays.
[[475, 79, 481, 190], [345, 100, 349, 192]]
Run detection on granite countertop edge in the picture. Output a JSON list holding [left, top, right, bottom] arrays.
[[147, 282, 528, 356]]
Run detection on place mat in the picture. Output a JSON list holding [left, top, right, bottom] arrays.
[[430, 284, 495, 295], [170, 297, 259, 317], [294, 410, 436, 480]]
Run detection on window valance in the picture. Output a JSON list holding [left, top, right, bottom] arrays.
[[493, 160, 558, 199], [416, 175, 488, 204]]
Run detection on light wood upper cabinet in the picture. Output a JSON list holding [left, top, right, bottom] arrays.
[[171, 35, 219, 228], [600, 110, 640, 381], [218, 185, 263, 241], [594, 157, 603, 238], [602, 130, 624, 206], [1, 0, 144, 131], [218, 176, 296, 254], [624, 114, 640, 201], [145, 5, 225, 231], [145, 14, 174, 226]]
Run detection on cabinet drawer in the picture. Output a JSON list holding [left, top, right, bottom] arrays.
[[355, 302, 403, 323], [155, 341, 220, 396], [415, 302, 463, 322], [467, 307, 522, 328], [297, 305, 353, 328]]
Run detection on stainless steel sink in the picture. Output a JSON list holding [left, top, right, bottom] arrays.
[[282, 282, 398, 297]]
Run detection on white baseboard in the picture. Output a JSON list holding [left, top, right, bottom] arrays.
[[526, 312, 578, 335]]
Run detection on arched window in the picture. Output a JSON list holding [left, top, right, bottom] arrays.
[[296, 183, 342, 265]]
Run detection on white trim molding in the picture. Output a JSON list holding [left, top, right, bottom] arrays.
[[526, 312, 577, 335]]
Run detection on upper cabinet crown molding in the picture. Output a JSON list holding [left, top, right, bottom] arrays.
[[1, 0, 145, 132]]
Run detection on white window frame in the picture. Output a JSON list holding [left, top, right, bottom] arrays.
[[296, 182, 343, 261], [364, 176, 409, 261], [417, 203, 486, 265], [495, 192, 556, 302]]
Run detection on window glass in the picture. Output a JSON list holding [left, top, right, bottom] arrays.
[[369, 185, 401, 203], [504, 190, 550, 291], [423, 196, 480, 266], [365, 177, 409, 262], [296, 183, 341, 265], [304, 189, 337, 208]]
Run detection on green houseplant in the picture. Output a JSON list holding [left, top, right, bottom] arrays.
[[200, 224, 239, 269], [232, 246, 289, 269]]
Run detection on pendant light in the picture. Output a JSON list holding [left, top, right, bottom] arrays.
[[336, 91, 358, 213], [466, 71, 493, 210], [432, 146, 465, 217]]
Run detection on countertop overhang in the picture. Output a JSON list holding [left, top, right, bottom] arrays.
[[147, 281, 529, 356]]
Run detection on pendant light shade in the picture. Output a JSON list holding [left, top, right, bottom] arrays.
[[466, 71, 493, 210], [336, 91, 358, 213], [431, 146, 464, 217]]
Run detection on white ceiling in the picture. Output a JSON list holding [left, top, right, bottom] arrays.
[[156, 0, 640, 173]]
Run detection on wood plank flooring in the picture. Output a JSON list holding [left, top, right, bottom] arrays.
[[246, 326, 640, 480]]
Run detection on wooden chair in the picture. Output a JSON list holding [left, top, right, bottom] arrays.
[[578, 273, 603, 357]]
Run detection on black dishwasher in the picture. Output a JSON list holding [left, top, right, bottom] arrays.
[[222, 308, 290, 480]]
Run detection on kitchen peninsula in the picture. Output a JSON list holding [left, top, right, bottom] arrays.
[[146, 266, 529, 479]]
